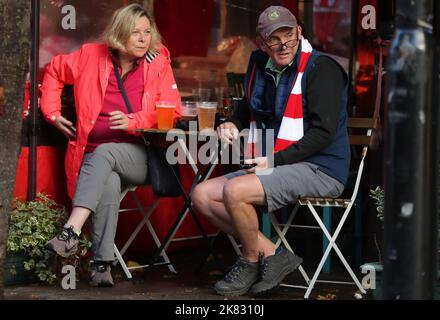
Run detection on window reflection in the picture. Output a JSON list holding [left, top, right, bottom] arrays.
[[41, 1, 345, 104], [311, 0, 352, 58], [167, 0, 284, 102], [40, 0, 123, 74]]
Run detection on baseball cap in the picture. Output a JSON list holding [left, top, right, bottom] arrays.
[[257, 6, 297, 39]]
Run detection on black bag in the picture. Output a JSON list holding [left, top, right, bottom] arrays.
[[112, 59, 181, 197], [144, 140, 181, 197]]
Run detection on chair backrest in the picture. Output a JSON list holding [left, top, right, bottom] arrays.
[[347, 117, 376, 202], [348, 117, 376, 146]]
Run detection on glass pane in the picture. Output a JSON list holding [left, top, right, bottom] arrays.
[[39, 0, 125, 73], [312, 0, 352, 58], [297, 0, 352, 72], [160, 0, 287, 103]]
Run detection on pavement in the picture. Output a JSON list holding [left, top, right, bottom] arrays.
[[4, 246, 368, 301]]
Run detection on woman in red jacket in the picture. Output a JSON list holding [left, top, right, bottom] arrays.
[[41, 4, 181, 287]]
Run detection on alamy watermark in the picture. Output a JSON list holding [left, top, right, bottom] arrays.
[[57, 4, 376, 31], [61, 5, 76, 30], [361, 5, 377, 30], [163, 121, 275, 172], [61, 264, 76, 290], [361, 264, 377, 290]]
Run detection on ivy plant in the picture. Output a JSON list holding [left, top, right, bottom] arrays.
[[7, 193, 91, 284], [370, 186, 384, 224]]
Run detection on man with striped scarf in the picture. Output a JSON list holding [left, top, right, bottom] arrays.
[[192, 5, 350, 297]]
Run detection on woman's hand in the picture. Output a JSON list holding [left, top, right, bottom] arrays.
[[216, 122, 239, 145], [54, 115, 77, 139], [246, 157, 269, 173], [109, 111, 129, 130]]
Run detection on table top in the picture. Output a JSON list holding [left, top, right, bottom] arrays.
[[180, 115, 197, 121], [136, 128, 217, 136]]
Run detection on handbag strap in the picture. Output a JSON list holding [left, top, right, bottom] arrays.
[[112, 59, 133, 114], [112, 58, 150, 146]]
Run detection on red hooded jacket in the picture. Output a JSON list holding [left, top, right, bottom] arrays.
[[41, 43, 181, 198]]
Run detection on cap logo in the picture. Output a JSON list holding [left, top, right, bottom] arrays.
[[268, 10, 280, 20]]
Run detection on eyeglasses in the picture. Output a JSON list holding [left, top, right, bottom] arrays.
[[265, 38, 299, 51]]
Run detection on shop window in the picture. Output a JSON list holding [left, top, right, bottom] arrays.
[[156, 0, 289, 101], [297, 0, 353, 72]]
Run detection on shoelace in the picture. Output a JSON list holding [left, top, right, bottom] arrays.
[[57, 227, 76, 241], [224, 259, 247, 281]]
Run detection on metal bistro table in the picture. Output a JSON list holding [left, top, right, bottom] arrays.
[[137, 126, 226, 272]]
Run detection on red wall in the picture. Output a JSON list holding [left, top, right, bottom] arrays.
[[154, 0, 216, 57]]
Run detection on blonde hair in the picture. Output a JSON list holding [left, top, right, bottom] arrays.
[[102, 4, 162, 54]]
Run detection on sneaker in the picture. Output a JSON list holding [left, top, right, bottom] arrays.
[[46, 226, 79, 258], [89, 262, 114, 287], [214, 256, 259, 297], [250, 247, 303, 295]]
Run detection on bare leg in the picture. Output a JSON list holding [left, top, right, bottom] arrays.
[[192, 174, 276, 262], [223, 174, 276, 262], [192, 176, 237, 235]]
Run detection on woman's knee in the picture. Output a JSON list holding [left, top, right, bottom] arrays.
[[101, 173, 121, 201], [93, 143, 117, 160]]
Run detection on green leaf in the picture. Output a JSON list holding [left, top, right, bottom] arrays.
[[6, 193, 89, 283]]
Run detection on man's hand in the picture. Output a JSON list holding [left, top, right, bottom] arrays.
[[109, 111, 129, 130], [54, 115, 77, 139], [246, 157, 269, 173], [217, 122, 239, 145]]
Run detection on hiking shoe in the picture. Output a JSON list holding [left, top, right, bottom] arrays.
[[214, 256, 258, 297], [46, 226, 79, 258], [250, 247, 303, 295], [89, 262, 114, 287]]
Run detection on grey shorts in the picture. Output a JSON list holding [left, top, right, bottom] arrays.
[[224, 162, 345, 212]]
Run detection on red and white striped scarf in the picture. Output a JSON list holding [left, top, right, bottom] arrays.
[[245, 37, 313, 158]]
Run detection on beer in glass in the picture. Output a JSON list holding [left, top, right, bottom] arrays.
[[156, 101, 175, 129], [197, 102, 217, 131]]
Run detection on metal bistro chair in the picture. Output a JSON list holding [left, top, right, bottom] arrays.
[[268, 117, 375, 299], [113, 187, 177, 279]]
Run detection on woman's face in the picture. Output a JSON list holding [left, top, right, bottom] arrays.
[[123, 16, 152, 60]]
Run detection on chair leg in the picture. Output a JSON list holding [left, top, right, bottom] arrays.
[[273, 203, 300, 249], [268, 208, 311, 286], [114, 244, 132, 279], [117, 192, 177, 274], [227, 234, 242, 256], [306, 203, 367, 298], [129, 193, 177, 274], [332, 242, 366, 294], [149, 207, 190, 266], [354, 192, 363, 267], [304, 240, 333, 299], [119, 197, 159, 255]]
